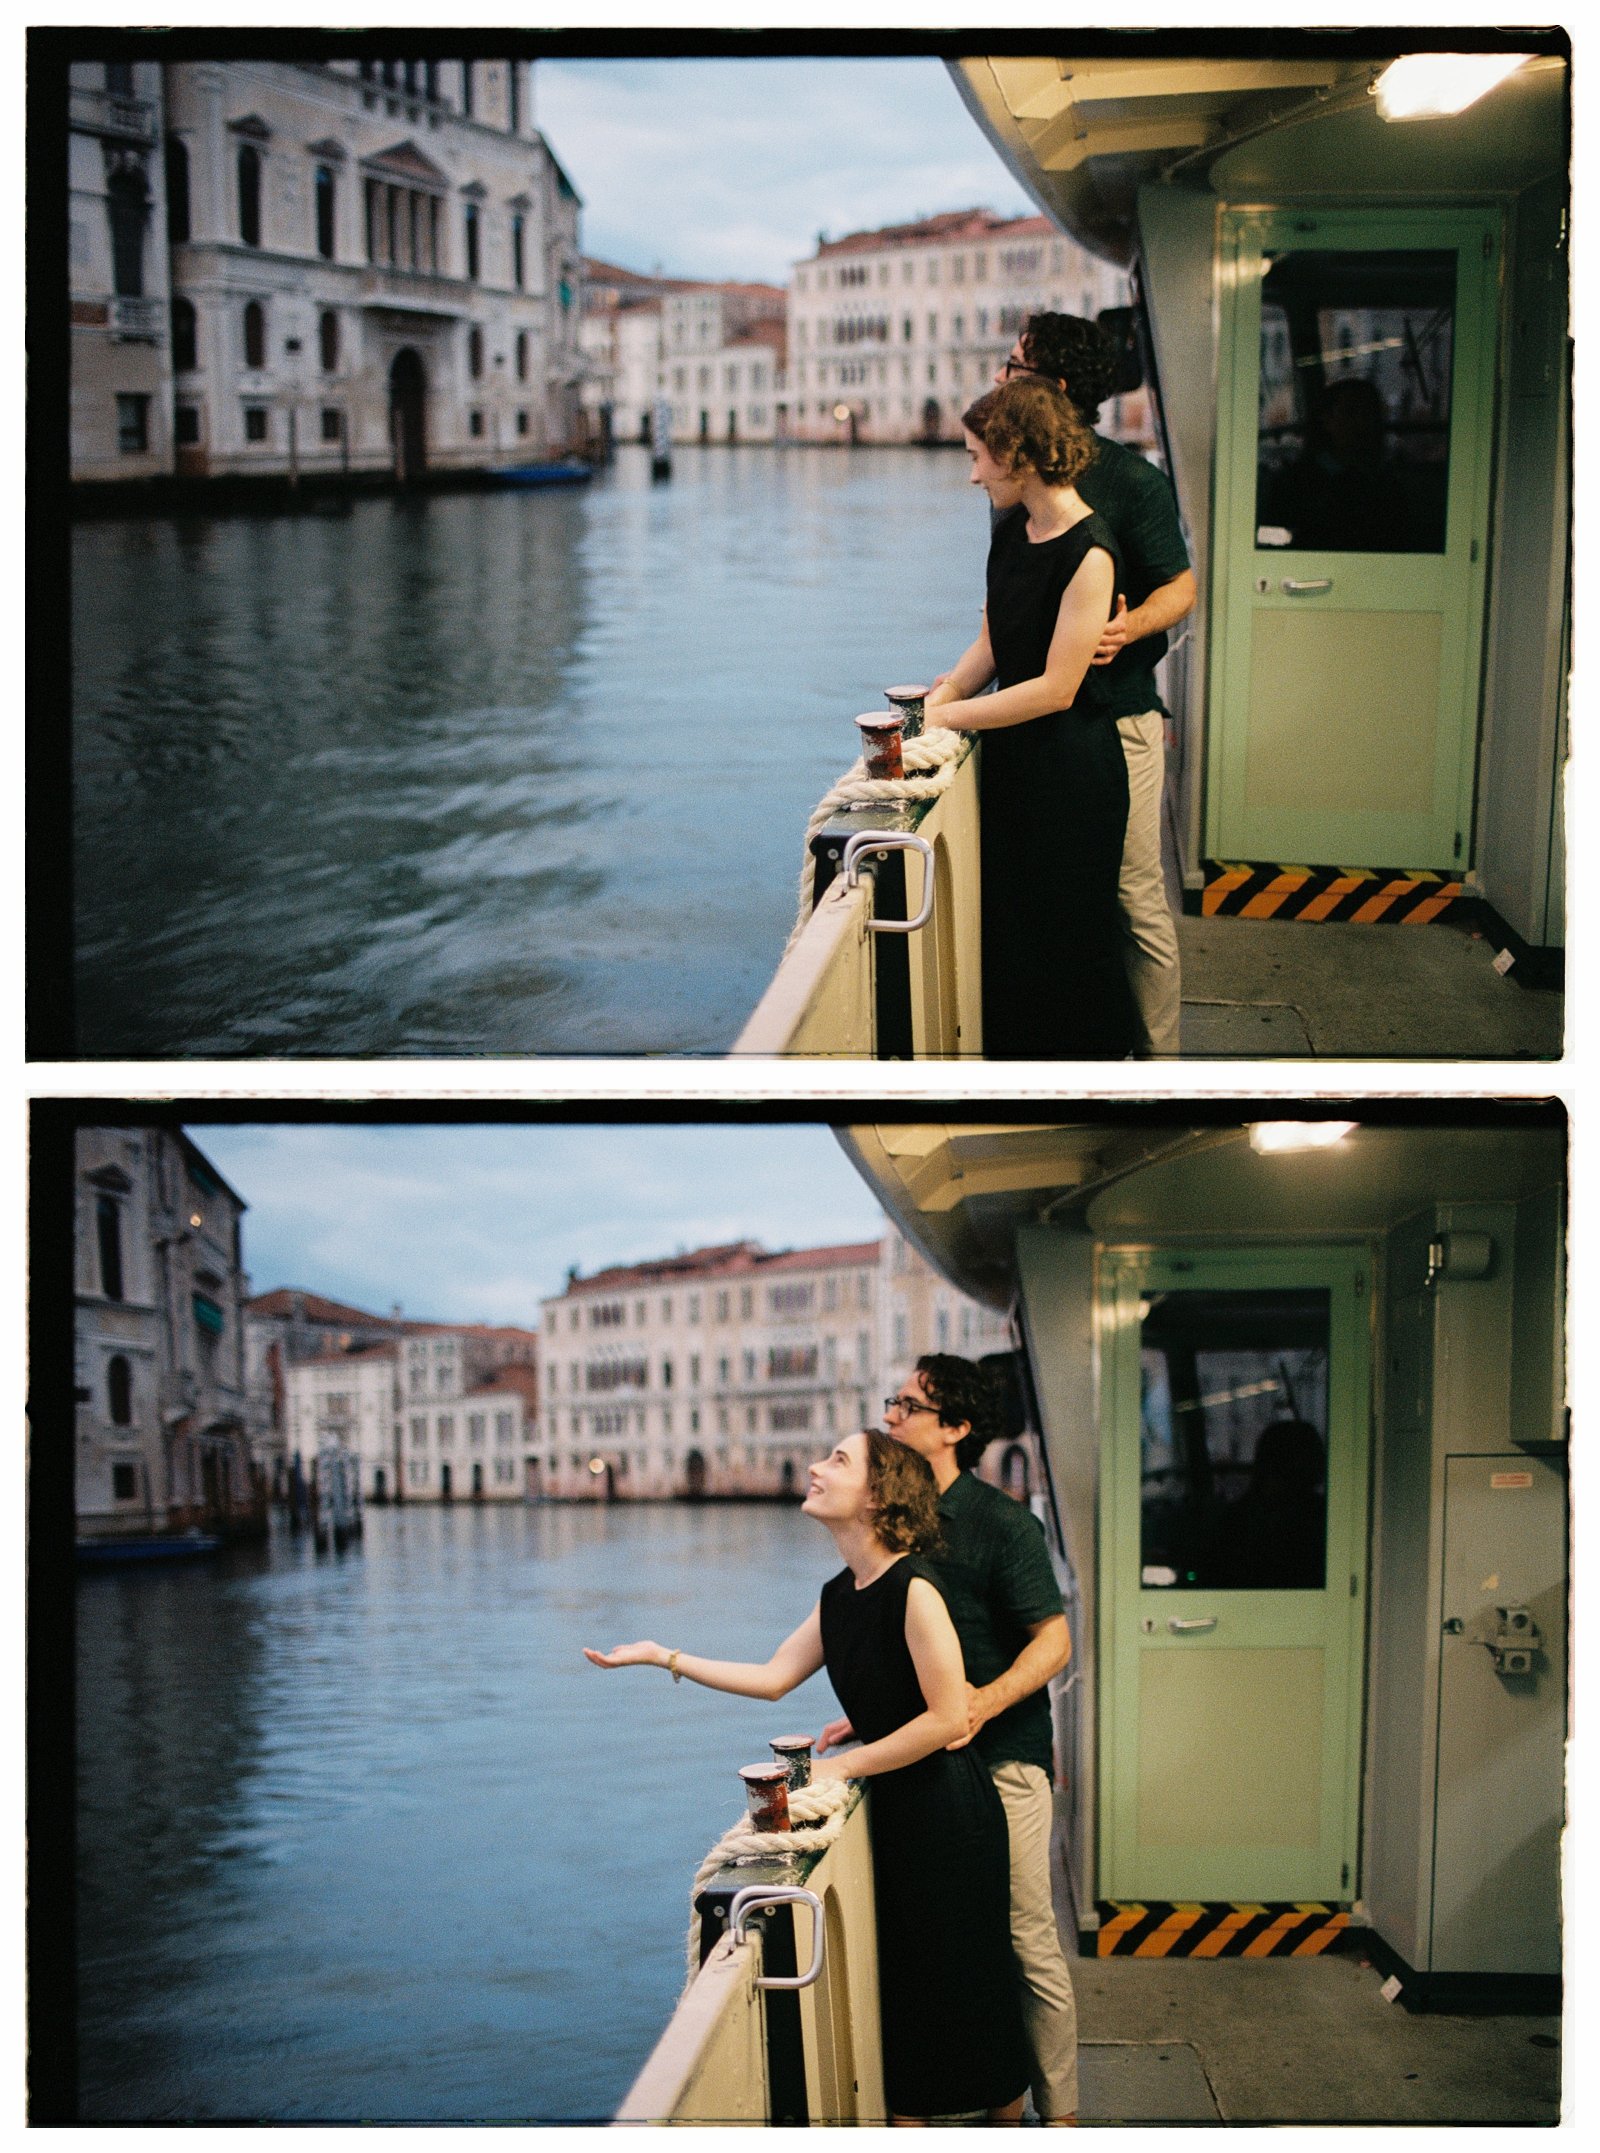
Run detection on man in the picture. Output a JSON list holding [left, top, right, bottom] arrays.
[[820, 1354, 1078, 2123], [996, 314, 1195, 1058]]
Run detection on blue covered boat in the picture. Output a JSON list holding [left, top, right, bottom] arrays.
[[490, 456, 593, 488]]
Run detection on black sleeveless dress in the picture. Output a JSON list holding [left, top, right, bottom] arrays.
[[980, 504, 1139, 1059], [820, 1556, 1030, 2119]]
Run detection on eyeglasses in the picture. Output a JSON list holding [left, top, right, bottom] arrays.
[[1000, 357, 1045, 381], [884, 1394, 935, 1419]]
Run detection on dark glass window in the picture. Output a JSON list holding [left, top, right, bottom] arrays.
[[381, 60, 397, 88], [165, 135, 190, 244], [461, 60, 474, 118], [516, 408, 528, 434], [512, 212, 525, 289], [1139, 1287, 1330, 1591], [468, 323, 483, 378], [515, 328, 528, 381], [508, 61, 520, 132], [105, 62, 135, 96], [1255, 250, 1456, 554], [364, 177, 377, 262], [171, 296, 197, 371], [469, 408, 484, 437], [116, 394, 148, 452], [108, 1355, 132, 1425], [403, 61, 418, 94], [112, 1462, 138, 1500], [244, 404, 268, 442], [464, 201, 480, 280], [320, 407, 342, 442], [237, 142, 262, 247], [106, 166, 148, 296], [243, 299, 265, 369], [315, 163, 336, 259], [96, 1195, 124, 1300], [175, 404, 200, 445], [425, 61, 439, 102], [319, 307, 339, 372]]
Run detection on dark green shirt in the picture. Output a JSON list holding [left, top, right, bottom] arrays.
[[927, 1470, 1064, 1775], [1074, 432, 1192, 720]]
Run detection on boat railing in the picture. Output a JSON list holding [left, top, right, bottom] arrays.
[[731, 735, 983, 1059], [613, 1782, 884, 2125]]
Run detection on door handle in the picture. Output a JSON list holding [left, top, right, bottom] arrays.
[[1167, 1616, 1218, 1634], [842, 831, 935, 934], [1282, 578, 1333, 595]]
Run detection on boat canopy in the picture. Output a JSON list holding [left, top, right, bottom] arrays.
[[948, 45, 1568, 266]]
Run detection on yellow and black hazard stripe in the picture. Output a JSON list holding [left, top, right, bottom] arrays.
[[1094, 1902, 1350, 1958], [1197, 862, 1466, 924]]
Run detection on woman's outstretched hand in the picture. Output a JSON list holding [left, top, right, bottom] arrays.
[[817, 1715, 855, 1752], [583, 1641, 666, 1670]]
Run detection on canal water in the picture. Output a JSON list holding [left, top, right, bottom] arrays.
[[76, 1500, 844, 2123], [71, 445, 982, 1057]]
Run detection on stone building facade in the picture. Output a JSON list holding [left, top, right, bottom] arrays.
[[71, 54, 584, 487], [786, 207, 1146, 448], [69, 59, 176, 481], [243, 1286, 400, 1490], [74, 1125, 262, 1543]]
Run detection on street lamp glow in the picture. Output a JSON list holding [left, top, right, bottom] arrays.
[[1249, 1121, 1357, 1155], [832, 402, 852, 423], [588, 1456, 606, 1475], [1373, 54, 1531, 122]]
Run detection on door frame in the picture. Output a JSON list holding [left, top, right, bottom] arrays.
[[1205, 204, 1502, 869], [1097, 1242, 1373, 1904]]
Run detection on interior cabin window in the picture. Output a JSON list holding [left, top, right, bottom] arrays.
[[1139, 1286, 1330, 1590], [1255, 249, 1455, 553], [237, 142, 262, 248]]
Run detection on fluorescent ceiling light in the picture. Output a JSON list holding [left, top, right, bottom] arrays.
[[1374, 54, 1531, 122], [1248, 1121, 1357, 1155]]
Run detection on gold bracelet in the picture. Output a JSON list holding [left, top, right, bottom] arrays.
[[668, 1649, 682, 1682]]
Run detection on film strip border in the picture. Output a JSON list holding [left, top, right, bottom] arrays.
[[1200, 862, 1466, 924], [1095, 1902, 1351, 1958]]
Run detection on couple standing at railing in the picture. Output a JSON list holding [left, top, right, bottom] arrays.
[[926, 314, 1195, 1060], [586, 1355, 1078, 2126]]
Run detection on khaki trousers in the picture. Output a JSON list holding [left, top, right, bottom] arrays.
[[991, 1761, 1080, 2120], [1116, 708, 1183, 1057]]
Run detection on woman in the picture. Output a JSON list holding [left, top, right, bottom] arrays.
[[926, 377, 1139, 1059], [585, 1428, 1030, 2126]]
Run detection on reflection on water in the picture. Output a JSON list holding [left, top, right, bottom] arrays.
[[72, 446, 979, 1056], [76, 1500, 842, 2122]]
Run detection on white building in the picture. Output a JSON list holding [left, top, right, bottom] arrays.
[[69, 59, 176, 481], [786, 207, 1143, 447], [75, 1125, 262, 1543], [73, 53, 584, 487], [658, 281, 787, 444], [243, 1285, 400, 1490], [285, 1342, 400, 1502]]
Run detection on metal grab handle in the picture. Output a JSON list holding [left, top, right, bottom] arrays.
[[1167, 1616, 1218, 1634], [1281, 578, 1333, 594], [841, 831, 935, 935], [727, 1886, 826, 1991]]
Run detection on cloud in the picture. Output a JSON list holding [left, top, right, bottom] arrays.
[[194, 1121, 884, 1326]]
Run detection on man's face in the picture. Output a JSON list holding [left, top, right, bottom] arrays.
[[883, 1367, 958, 1464]]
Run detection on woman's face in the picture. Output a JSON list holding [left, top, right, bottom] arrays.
[[802, 1430, 872, 1526], [964, 429, 1024, 510]]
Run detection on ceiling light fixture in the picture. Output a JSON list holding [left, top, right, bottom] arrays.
[[1248, 1121, 1357, 1155], [1373, 53, 1531, 122]]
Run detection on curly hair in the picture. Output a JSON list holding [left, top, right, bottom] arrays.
[[862, 1426, 943, 1554], [961, 377, 1094, 489], [914, 1353, 1000, 1472], [1018, 312, 1118, 426]]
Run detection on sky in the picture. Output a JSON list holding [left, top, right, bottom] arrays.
[[531, 57, 1038, 284], [194, 1120, 886, 1326]]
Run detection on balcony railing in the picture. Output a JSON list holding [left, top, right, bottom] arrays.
[[732, 734, 984, 1058], [70, 84, 157, 142], [614, 1782, 883, 2124]]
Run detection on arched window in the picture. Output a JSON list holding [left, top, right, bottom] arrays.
[[464, 201, 480, 281], [171, 296, 197, 372], [106, 165, 149, 297], [237, 142, 261, 247], [515, 329, 528, 382], [165, 135, 190, 244], [108, 1356, 132, 1426], [319, 307, 339, 372], [96, 1195, 124, 1302], [243, 299, 265, 370], [467, 323, 483, 379], [315, 163, 336, 259]]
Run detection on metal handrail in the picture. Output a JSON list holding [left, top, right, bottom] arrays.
[[727, 1886, 826, 1991], [841, 831, 935, 934]]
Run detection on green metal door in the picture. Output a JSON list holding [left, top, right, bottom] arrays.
[[1099, 1246, 1370, 1903], [1207, 208, 1499, 870]]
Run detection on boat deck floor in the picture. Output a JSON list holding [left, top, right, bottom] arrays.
[[1174, 913, 1562, 1060]]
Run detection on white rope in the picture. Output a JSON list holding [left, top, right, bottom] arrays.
[[683, 1775, 856, 1990], [781, 726, 968, 959]]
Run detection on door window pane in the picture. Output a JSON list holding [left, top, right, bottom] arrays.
[[1140, 1286, 1329, 1590], [1256, 250, 1455, 553]]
